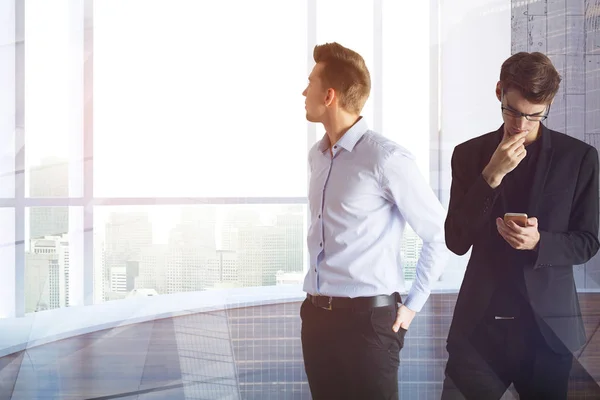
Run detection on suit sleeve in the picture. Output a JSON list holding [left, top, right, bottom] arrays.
[[445, 146, 502, 255], [534, 147, 600, 268]]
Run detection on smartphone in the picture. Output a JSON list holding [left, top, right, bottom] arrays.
[[504, 213, 528, 227]]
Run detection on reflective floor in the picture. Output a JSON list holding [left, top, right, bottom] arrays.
[[1, 294, 600, 399]]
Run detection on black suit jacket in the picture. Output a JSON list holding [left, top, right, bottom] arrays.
[[445, 124, 600, 354]]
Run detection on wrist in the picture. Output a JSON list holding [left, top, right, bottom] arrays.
[[533, 232, 541, 251], [482, 167, 503, 189]]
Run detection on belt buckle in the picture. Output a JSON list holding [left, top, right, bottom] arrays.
[[322, 296, 332, 310]]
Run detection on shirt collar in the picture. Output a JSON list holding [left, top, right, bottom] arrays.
[[318, 117, 369, 154]]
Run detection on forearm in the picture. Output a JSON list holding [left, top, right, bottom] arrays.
[[533, 147, 600, 268], [446, 174, 501, 255], [534, 230, 600, 268], [404, 240, 449, 312]]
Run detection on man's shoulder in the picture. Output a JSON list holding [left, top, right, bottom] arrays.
[[308, 140, 325, 163], [548, 127, 595, 155], [309, 140, 321, 154], [359, 131, 416, 162], [454, 130, 498, 155]]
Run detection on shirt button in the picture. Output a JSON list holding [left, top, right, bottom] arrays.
[[319, 242, 322, 247], [334, 145, 337, 149], [318, 214, 321, 218]]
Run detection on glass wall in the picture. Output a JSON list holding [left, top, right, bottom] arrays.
[[93, 0, 308, 198], [93, 204, 307, 302], [4, 0, 438, 318]]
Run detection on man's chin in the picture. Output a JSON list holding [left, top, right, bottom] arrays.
[[507, 129, 529, 137], [305, 114, 318, 123]]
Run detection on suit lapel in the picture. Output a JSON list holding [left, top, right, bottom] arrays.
[[527, 124, 554, 217]]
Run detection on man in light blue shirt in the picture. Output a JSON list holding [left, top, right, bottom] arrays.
[[300, 42, 450, 400]]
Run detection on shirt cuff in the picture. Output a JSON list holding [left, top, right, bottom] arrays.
[[403, 288, 430, 313]]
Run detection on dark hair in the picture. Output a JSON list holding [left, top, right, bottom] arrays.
[[500, 52, 561, 104]]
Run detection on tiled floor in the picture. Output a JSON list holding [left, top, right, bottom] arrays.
[[1, 294, 600, 399]]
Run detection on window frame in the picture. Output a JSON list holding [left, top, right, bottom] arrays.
[[2, 0, 441, 317]]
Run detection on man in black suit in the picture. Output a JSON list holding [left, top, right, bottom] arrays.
[[441, 52, 600, 399]]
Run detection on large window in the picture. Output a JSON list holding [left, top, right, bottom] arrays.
[[93, 0, 308, 198], [7, 0, 440, 318], [0, 209, 15, 318], [22, 1, 82, 315], [24, 0, 79, 198], [0, 0, 15, 200], [25, 207, 72, 313], [315, 0, 374, 139], [382, 0, 431, 179], [94, 205, 307, 302]]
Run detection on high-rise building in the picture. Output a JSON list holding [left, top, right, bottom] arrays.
[[171, 207, 217, 251], [125, 260, 139, 291], [25, 252, 55, 313], [110, 266, 127, 293], [105, 212, 153, 260], [203, 250, 239, 290], [274, 207, 304, 274], [165, 247, 219, 293], [235, 208, 303, 287], [104, 212, 153, 300], [214, 250, 238, 284], [237, 226, 283, 287], [401, 228, 423, 281], [220, 206, 305, 288], [25, 234, 70, 313], [135, 245, 168, 294], [220, 208, 260, 252], [93, 231, 105, 304], [165, 207, 219, 293], [29, 157, 69, 239]]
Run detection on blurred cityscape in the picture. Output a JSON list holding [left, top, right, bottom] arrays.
[[25, 158, 422, 313]]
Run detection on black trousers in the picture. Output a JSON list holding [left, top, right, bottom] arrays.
[[441, 312, 573, 400], [300, 298, 407, 400]]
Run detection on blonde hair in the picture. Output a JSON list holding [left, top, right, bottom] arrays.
[[313, 42, 371, 114]]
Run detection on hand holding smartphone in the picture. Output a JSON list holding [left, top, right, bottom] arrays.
[[503, 213, 528, 227]]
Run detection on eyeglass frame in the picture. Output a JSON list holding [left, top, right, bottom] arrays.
[[500, 89, 551, 122]]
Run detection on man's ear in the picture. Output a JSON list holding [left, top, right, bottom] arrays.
[[495, 81, 502, 102], [325, 88, 335, 107]]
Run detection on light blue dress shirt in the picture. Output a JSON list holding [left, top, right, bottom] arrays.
[[303, 118, 449, 312]]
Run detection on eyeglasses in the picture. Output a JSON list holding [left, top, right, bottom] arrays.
[[500, 90, 550, 121], [501, 106, 550, 121]]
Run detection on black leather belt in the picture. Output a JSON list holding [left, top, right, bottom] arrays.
[[307, 293, 399, 311]]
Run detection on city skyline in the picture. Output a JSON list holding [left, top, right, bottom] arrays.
[[101, 205, 306, 298], [18, 0, 437, 317], [24, 157, 424, 313], [24, 203, 424, 313]]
